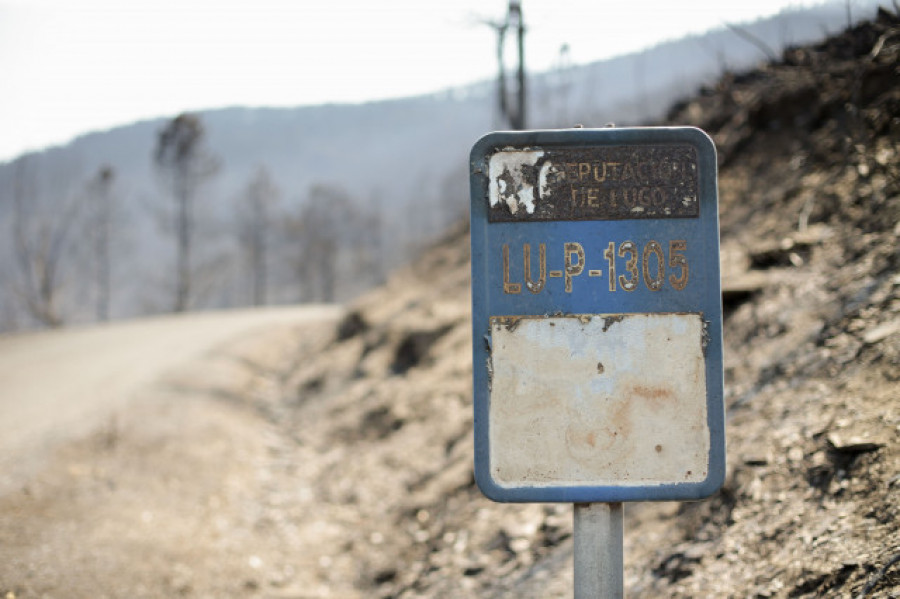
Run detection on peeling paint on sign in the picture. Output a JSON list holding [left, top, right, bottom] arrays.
[[487, 144, 700, 222], [488, 149, 545, 215], [488, 313, 709, 488]]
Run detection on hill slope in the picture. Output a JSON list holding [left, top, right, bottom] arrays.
[[268, 11, 899, 597]]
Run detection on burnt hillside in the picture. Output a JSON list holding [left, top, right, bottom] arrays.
[[267, 11, 899, 597]]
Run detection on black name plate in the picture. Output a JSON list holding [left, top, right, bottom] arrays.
[[487, 144, 700, 222]]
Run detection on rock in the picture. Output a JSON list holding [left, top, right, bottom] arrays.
[[827, 432, 886, 454], [336, 310, 369, 341], [742, 454, 769, 466], [862, 319, 900, 344]]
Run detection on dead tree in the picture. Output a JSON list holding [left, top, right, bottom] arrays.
[[10, 157, 80, 327], [508, 0, 526, 130], [154, 113, 218, 312], [481, 1, 527, 130], [289, 185, 342, 302], [725, 22, 778, 63], [86, 165, 116, 320], [287, 185, 380, 303], [236, 166, 279, 306]]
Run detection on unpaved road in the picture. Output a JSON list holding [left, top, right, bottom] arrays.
[[0, 306, 340, 492], [0, 305, 342, 598]]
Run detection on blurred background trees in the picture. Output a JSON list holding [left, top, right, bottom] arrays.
[[154, 113, 219, 313], [85, 165, 117, 321], [236, 166, 279, 307], [10, 157, 80, 328], [0, 3, 881, 332]]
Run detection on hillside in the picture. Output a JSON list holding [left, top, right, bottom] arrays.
[[1, 9, 897, 599], [263, 11, 899, 597]]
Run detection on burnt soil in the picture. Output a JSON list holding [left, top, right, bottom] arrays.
[[2, 11, 898, 599]]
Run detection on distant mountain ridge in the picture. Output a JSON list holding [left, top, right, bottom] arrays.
[[0, 1, 882, 330]]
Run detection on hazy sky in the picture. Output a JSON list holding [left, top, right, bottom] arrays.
[[1, 0, 828, 161]]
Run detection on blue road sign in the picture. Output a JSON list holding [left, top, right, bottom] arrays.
[[470, 127, 725, 503]]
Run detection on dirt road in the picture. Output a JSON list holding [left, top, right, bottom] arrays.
[[0, 306, 340, 492], [0, 305, 341, 598]]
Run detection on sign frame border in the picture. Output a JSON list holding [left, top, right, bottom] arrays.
[[470, 127, 726, 503]]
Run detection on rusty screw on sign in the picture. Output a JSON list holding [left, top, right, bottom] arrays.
[[469, 126, 725, 598]]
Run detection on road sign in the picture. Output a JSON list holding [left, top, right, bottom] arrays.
[[470, 127, 725, 503]]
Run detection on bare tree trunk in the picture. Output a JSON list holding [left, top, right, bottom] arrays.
[[175, 178, 192, 312], [252, 237, 266, 306], [726, 23, 777, 62], [497, 25, 508, 123], [318, 237, 337, 303], [91, 166, 115, 321], [11, 158, 76, 328], [493, 1, 527, 130], [237, 166, 278, 306], [155, 114, 218, 314], [96, 211, 111, 321], [514, 1, 526, 130]]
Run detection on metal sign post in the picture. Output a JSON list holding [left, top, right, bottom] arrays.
[[574, 502, 623, 598], [469, 127, 725, 596]]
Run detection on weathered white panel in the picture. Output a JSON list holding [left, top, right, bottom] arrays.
[[489, 313, 709, 487]]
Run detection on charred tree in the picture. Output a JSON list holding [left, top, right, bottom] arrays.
[[86, 165, 116, 321], [10, 157, 80, 328], [154, 113, 218, 313], [237, 166, 279, 306]]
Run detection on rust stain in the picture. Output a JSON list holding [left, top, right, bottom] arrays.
[[629, 384, 675, 408], [565, 398, 632, 463]]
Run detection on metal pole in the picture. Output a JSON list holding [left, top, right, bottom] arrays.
[[574, 502, 624, 598], [515, 0, 525, 130]]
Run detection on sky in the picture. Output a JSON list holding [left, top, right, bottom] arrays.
[[0, 0, 831, 162]]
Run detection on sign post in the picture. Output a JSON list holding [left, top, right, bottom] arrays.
[[469, 127, 725, 595], [574, 502, 623, 598]]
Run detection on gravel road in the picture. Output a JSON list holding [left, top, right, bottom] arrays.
[[0, 305, 340, 494]]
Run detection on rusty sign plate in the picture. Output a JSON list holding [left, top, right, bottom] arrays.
[[470, 127, 725, 503]]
